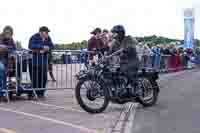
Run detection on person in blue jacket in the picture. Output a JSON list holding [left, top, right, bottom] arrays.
[[152, 45, 161, 70], [28, 26, 54, 99]]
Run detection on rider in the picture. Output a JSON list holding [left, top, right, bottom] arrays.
[[0, 26, 16, 96], [109, 25, 142, 96]]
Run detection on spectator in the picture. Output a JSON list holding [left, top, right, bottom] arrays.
[[169, 44, 177, 71], [0, 26, 16, 96], [107, 32, 114, 48], [162, 44, 171, 70], [149, 44, 156, 68], [28, 26, 54, 99], [185, 48, 193, 69], [136, 43, 144, 63], [87, 28, 104, 64], [146, 44, 153, 68], [195, 48, 200, 59], [160, 45, 166, 71], [194, 48, 200, 65], [100, 29, 110, 55], [174, 47, 181, 71], [177, 47, 184, 70], [152, 44, 161, 70], [101, 29, 109, 44], [106, 33, 120, 65], [142, 44, 151, 68]]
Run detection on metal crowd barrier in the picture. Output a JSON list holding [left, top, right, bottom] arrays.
[[138, 53, 191, 72], [0, 49, 195, 102]]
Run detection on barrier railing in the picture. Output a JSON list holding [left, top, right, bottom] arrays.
[[139, 53, 191, 72], [0, 49, 196, 102]]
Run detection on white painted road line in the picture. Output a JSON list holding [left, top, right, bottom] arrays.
[[30, 101, 116, 119], [123, 103, 138, 133], [30, 101, 85, 113], [0, 107, 97, 133], [0, 128, 16, 133], [104, 103, 138, 133]]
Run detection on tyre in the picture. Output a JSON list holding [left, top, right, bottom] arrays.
[[137, 77, 159, 107], [75, 78, 109, 113]]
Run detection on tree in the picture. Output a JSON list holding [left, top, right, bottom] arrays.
[[16, 41, 22, 48], [53, 36, 196, 50]]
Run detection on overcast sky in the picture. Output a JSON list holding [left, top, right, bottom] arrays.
[[0, 0, 199, 48]]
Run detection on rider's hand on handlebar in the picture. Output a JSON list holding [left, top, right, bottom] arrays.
[[104, 56, 109, 59]]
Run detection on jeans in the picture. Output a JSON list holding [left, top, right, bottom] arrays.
[[0, 61, 6, 96], [29, 63, 48, 96]]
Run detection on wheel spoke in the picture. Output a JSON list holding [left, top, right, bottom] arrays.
[[79, 80, 106, 110], [139, 78, 154, 102], [82, 82, 90, 90]]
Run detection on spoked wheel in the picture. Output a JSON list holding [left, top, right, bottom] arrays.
[[75, 78, 109, 113], [137, 77, 159, 107]]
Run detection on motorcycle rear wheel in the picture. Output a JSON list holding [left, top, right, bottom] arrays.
[[136, 77, 159, 107]]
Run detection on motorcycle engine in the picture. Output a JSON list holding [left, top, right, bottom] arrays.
[[113, 75, 129, 97]]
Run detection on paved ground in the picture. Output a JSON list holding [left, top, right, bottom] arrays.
[[1, 63, 125, 133], [0, 69, 199, 133], [0, 89, 126, 133], [132, 69, 200, 133]]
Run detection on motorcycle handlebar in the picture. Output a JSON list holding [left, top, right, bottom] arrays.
[[98, 48, 124, 63]]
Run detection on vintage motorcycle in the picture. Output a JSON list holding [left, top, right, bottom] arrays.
[[75, 49, 160, 113]]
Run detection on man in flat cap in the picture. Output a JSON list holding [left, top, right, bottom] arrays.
[[87, 28, 104, 65], [28, 26, 54, 99]]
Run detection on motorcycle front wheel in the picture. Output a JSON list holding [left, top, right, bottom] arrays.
[[75, 78, 109, 114]]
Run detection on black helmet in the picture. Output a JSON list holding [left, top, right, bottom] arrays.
[[111, 25, 125, 35], [111, 25, 125, 41]]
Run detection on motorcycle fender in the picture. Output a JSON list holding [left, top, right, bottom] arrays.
[[139, 70, 159, 80], [75, 71, 89, 80], [138, 71, 160, 92]]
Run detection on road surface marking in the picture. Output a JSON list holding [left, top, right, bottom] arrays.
[[30, 101, 112, 119], [96, 128, 104, 133], [0, 107, 96, 133], [123, 103, 138, 133], [0, 128, 16, 133], [30, 101, 85, 113]]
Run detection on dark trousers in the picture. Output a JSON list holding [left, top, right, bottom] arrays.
[[29, 64, 47, 95], [115, 65, 139, 97], [120, 64, 138, 85]]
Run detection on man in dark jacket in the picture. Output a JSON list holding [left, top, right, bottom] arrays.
[[28, 26, 54, 98], [109, 25, 141, 97], [0, 26, 16, 96]]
